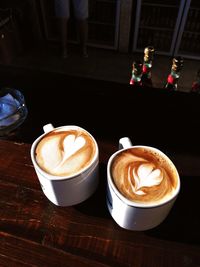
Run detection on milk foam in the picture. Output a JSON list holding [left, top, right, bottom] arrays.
[[111, 147, 178, 205], [35, 128, 96, 177], [131, 163, 163, 195]]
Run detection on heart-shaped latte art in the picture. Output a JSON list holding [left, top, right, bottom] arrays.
[[55, 134, 86, 169], [35, 128, 96, 176]]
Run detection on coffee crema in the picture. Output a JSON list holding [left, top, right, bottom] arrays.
[[111, 147, 178, 205], [35, 128, 96, 177]]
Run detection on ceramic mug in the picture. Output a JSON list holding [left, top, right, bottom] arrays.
[[31, 124, 99, 206], [106, 137, 180, 231]]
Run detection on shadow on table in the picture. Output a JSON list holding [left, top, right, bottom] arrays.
[[146, 175, 200, 246], [75, 162, 110, 219], [74, 162, 200, 246]]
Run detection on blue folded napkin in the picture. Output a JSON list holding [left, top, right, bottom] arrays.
[[0, 93, 20, 127]]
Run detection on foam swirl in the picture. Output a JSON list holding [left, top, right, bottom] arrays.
[[35, 128, 96, 177], [111, 147, 178, 205]]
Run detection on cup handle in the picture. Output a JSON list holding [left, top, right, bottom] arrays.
[[43, 123, 54, 133], [119, 137, 133, 150]]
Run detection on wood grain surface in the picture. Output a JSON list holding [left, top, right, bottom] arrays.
[[0, 140, 200, 267]]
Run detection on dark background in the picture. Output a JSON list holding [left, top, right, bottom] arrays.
[[1, 66, 200, 157]]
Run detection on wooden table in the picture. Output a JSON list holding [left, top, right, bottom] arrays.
[[1, 139, 200, 267]]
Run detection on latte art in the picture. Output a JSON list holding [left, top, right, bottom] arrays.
[[35, 128, 96, 177], [128, 163, 164, 196], [111, 147, 178, 205]]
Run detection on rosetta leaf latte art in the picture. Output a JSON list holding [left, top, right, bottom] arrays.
[[111, 147, 178, 205], [131, 163, 163, 195]]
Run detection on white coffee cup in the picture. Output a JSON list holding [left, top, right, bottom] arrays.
[[31, 124, 99, 206], [107, 137, 180, 231]]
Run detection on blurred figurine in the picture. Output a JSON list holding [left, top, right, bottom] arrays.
[[129, 61, 143, 87], [54, 0, 88, 58], [141, 46, 155, 87], [164, 57, 184, 91], [191, 69, 200, 93]]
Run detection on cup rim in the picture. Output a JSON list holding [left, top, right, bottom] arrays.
[[31, 125, 99, 181], [107, 145, 181, 208]]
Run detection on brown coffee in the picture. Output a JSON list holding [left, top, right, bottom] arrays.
[[111, 147, 179, 205], [35, 127, 97, 177]]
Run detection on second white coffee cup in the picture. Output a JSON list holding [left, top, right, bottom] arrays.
[[31, 124, 99, 206], [107, 137, 180, 231]]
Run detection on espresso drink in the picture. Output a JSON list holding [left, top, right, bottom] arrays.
[[35, 127, 96, 177], [111, 147, 179, 206]]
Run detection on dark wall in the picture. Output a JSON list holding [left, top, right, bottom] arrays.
[[1, 67, 200, 156], [0, 0, 42, 49]]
